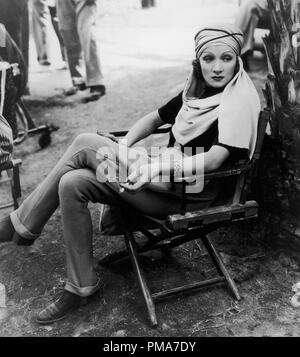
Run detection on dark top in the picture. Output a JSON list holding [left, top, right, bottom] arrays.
[[158, 90, 249, 164]]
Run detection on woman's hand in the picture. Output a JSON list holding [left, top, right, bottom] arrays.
[[120, 163, 160, 193]]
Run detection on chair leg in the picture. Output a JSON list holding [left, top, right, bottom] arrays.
[[98, 248, 129, 265], [5, 168, 19, 209], [124, 232, 158, 327], [201, 234, 241, 301], [13, 164, 21, 196], [10, 169, 19, 210]]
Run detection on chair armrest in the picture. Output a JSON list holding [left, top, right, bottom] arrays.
[[107, 125, 171, 138], [175, 162, 252, 183], [167, 200, 259, 231]]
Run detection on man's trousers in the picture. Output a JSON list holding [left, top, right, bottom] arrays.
[[56, 0, 104, 87]]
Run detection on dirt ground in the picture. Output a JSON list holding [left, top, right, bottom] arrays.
[[1, 0, 300, 337]]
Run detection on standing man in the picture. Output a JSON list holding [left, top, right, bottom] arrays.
[[47, 0, 67, 65], [30, 0, 67, 66], [30, 0, 51, 66], [56, 0, 106, 102]]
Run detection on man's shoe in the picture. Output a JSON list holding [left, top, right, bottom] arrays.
[[0, 216, 14, 243], [64, 86, 79, 96], [36, 290, 85, 325], [64, 83, 87, 96], [0, 216, 35, 246], [82, 85, 106, 103]]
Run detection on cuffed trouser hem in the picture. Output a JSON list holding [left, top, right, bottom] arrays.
[[10, 211, 41, 240], [86, 79, 105, 87], [64, 278, 102, 297], [72, 77, 86, 86]]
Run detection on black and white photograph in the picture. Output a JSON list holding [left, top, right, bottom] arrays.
[[0, 0, 300, 340]]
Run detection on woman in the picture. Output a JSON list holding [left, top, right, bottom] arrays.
[[0, 24, 261, 324]]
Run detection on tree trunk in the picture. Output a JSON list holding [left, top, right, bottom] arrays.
[[262, 0, 300, 219]]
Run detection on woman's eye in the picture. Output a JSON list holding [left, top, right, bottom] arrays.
[[222, 56, 233, 62], [202, 56, 214, 62]]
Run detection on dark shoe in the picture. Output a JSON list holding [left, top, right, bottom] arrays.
[[64, 83, 87, 96], [0, 216, 14, 243], [64, 86, 79, 96], [82, 85, 106, 103], [12, 233, 35, 246], [36, 290, 85, 325]]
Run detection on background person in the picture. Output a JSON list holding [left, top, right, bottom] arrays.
[[56, 0, 106, 102], [47, 0, 66, 65], [30, 0, 51, 66]]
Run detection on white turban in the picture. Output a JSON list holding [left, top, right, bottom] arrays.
[[194, 24, 244, 58]]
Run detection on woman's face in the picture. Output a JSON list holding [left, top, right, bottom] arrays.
[[199, 45, 238, 88]]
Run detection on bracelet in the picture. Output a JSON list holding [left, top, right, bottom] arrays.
[[173, 159, 183, 179]]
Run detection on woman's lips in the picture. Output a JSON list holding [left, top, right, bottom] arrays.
[[212, 76, 224, 81]]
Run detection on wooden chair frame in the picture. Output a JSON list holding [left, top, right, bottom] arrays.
[[98, 106, 272, 326], [0, 158, 22, 210]]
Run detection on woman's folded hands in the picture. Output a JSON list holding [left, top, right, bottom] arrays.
[[120, 162, 160, 193]]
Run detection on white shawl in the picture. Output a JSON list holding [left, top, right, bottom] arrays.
[[172, 58, 261, 159]]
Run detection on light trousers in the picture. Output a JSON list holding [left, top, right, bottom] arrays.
[[10, 134, 217, 296], [56, 0, 104, 87], [31, 0, 51, 62], [235, 0, 269, 54]]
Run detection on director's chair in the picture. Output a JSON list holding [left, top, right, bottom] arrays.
[[98, 104, 272, 327]]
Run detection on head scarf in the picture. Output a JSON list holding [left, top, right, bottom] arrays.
[[195, 24, 244, 58], [171, 24, 261, 160]]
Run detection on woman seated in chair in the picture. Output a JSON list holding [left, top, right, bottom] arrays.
[[0, 24, 261, 324]]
